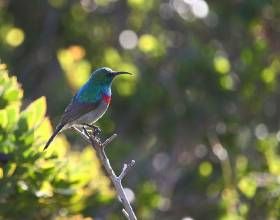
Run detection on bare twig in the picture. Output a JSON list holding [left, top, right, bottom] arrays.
[[74, 127, 137, 220], [119, 160, 135, 180]]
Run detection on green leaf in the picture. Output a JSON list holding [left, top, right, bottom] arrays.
[[6, 105, 19, 129], [3, 87, 23, 102], [0, 70, 9, 84], [20, 97, 47, 129], [0, 109, 8, 128], [3, 162, 17, 177], [238, 176, 257, 198], [0, 71, 23, 109], [16, 116, 29, 135]]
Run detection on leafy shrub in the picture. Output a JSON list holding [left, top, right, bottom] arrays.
[[0, 65, 114, 220]]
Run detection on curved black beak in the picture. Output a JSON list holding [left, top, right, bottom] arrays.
[[113, 71, 132, 76]]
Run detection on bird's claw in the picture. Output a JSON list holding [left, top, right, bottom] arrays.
[[92, 126, 101, 137], [84, 124, 101, 137]]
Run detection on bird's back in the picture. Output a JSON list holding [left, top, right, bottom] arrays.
[[76, 80, 103, 103]]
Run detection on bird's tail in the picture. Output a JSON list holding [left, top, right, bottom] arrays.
[[43, 123, 64, 150]]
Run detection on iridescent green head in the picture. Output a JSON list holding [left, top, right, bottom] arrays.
[[90, 67, 131, 86], [77, 67, 132, 103]]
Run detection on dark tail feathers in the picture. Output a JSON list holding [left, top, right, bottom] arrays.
[[44, 124, 64, 150]]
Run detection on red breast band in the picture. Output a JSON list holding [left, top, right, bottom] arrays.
[[102, 94, 111, 104]]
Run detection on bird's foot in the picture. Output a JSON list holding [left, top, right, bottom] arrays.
[[84, 124, 101, 137], [93, 126, 101, 137]]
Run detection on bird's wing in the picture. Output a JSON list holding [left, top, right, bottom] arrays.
[[44, 98, 100, 150], [60, 98, 101, 126]]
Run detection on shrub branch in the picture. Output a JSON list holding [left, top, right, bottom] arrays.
[[74, 126, 137, 220]]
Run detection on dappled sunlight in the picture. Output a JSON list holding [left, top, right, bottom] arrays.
[[1, 0, 280, 219], [119, 30, 138, 50], [138, 34, 166, 57], [261, 58, 280, 87], [172, 0, 209, 21], [213, 55, 231, 74], [114, 62, 138, 96], [128, 0, 154, 11], [57, 46, 91, 90], [198, 161, 213, 177], [5, 27, 25, 47]]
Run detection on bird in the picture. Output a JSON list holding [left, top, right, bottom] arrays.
[[44, 67, 131, 150]]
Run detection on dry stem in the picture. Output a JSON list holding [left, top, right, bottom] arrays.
[[74, 126, 137, 220]]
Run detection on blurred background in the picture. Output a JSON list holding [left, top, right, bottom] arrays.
[[1, 0, 280, 219]]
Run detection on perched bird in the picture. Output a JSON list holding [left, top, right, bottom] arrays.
[[44, 67, 131, 150]]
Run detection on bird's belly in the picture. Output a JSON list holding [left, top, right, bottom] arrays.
[[73, 102, 109, 126]]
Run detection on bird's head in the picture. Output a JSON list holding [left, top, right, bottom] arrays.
[[90, 67, 132, 86]]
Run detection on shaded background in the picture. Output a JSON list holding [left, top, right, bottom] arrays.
[[1, 0, 280, 219]]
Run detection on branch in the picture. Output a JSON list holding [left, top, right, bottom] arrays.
[[75, 127, 137, 220], [119, 160, 135, 180]]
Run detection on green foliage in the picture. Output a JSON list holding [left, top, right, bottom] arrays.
[[0, 66, 114, 220], [136, 181, 161, 219], [2, 0, 280, 219], [0, 67, 22, 109]]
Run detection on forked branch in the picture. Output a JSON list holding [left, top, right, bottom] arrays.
[[74, 127, 137, 220]]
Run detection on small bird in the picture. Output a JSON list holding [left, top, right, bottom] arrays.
[[44, 67, 131, 150]]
